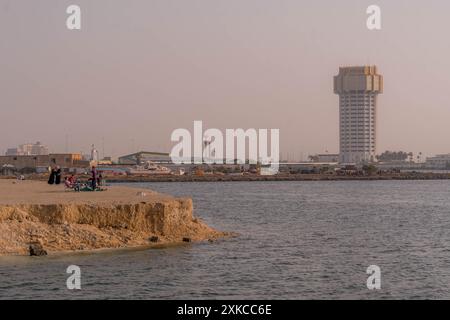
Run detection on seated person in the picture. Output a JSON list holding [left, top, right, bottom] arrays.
[[68, 174, 76, 185], [97, 174, 103, 187], [64, 177, 73, 189]]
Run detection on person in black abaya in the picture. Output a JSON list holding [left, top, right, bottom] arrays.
[[55, 166, 62, 185], [48, 167, 56, 184]]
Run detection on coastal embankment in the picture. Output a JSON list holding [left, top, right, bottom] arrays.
[[107, 172, 450, 183], [5, 171, 450, 183], [77, 172, 450, 183], [0, 180, 228, 256]]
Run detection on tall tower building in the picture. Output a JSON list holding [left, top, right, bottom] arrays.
[[334, 66, 383, 164]]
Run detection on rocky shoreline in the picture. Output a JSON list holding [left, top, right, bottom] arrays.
[[103, 172, 450, 183], [6, 172, 450, 183], [0, 180, 229, 256]]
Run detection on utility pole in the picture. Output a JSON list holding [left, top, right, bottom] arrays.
[[65, 134, 69, 153], [102, 136, 105, 160]]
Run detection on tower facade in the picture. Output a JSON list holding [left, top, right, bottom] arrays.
[[334, 66, 383, 164]]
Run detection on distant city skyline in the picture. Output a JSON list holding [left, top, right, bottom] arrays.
[[2, 1, 450, 159]]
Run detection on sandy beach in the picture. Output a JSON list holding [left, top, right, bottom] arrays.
[[0, 179, 172, 205]]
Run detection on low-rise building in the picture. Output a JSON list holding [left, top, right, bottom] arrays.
[[425, 154, 450, 169], [118, 151, 171, 165], [5, 141, 49, 156], [316, 154, 340, 163], [0, 153, 90, 171]]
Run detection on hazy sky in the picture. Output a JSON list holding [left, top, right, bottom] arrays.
[[1, 0, 450, 160]]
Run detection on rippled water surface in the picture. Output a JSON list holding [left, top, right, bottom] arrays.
[[2, 180, 450, 299]]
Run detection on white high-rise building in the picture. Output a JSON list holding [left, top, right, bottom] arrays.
[[334, 66, 383, 164]]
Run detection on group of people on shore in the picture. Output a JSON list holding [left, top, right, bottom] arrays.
[[48, 166, 103, 191]]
